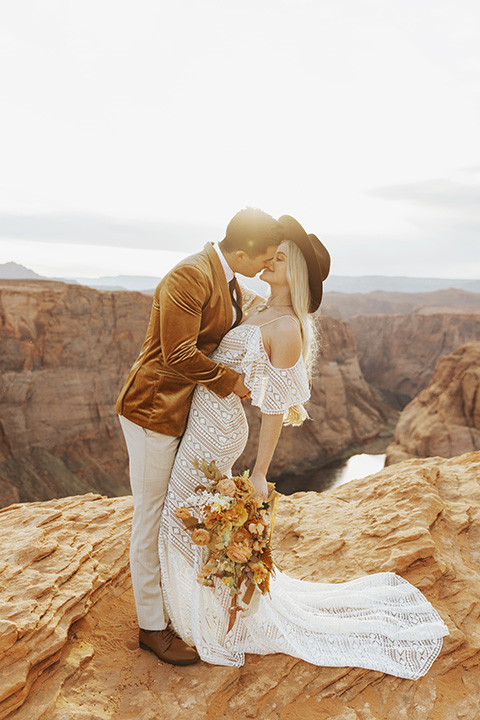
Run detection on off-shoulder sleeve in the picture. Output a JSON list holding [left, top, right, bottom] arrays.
[[240, 329, 310, 415]]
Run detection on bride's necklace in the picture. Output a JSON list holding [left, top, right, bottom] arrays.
[[255, 302, 293, 314]]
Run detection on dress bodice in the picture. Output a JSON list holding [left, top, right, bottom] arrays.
[[211, 323, 310, 415]]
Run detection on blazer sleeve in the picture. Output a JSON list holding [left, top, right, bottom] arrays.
[[159, 264, 239, 397]]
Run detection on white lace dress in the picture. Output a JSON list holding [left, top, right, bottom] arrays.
[[158, 323, 449, 678]]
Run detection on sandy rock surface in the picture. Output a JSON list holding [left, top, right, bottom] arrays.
[[350, 312, 480, 407], [386, 343, 480, 465], [2, 452, 480, 719]]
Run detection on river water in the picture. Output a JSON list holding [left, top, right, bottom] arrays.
[[275, 453, 387, 496]]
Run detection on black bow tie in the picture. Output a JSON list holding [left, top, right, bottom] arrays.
[[228, 278, 243, 328]]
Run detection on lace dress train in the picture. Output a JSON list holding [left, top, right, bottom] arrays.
[[158, 323, 449, 678]]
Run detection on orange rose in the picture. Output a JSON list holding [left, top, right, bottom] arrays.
[[191, 528, 211, 546], [233, 527, 251, 543], [226, 542, 251, 564], [232, 475, 256, 500], [216, 478, 237, 497]]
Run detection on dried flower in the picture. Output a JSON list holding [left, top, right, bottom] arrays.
[[191, 528, 211, 546], [233, 475, 257, 502], [225, 502, 248, 527], [248, 521, 265, 535], [249, 561, 269, 584], [226, 542, 251, 564], [216, 478, 237, 497], [259, 510, 270, 524], [175, 506, 192, 521]]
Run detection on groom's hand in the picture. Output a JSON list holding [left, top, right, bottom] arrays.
[[232, 373, 251, 400]]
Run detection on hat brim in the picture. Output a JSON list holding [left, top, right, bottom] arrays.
[[278, 216, 330, 313]]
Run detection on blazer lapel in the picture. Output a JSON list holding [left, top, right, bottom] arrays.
[[204, 242, 233, 334]]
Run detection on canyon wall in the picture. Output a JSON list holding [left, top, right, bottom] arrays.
[[1, 452, 479, 719], [0, 279, 152, 506], [0, 280, 388, 507], [349, 311, 480, 407], [386, 342, 480, 465]]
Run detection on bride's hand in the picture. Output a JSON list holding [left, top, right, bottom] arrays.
[[232, 373, 251, 400], [249, 470, 268, 501]]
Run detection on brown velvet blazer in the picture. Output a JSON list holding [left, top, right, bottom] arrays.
[[115, 243, 241, 436]]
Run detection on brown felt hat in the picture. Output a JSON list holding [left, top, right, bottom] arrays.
[[278, 215, 331, 313]]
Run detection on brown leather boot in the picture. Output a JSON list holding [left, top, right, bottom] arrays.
[[139, 627, 200, 665]]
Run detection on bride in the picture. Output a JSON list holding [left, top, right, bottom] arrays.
[[158, 215, 449, 678]]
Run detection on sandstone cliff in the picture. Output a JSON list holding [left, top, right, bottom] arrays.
[[386, 343, 480, 466], [350, 312, 480, 407], [1, 452, 479, 719], [0, 279, 153, 506], [0, 280, 389, 507]]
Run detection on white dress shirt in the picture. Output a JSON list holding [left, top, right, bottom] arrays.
[[213, 243, 239, 326]]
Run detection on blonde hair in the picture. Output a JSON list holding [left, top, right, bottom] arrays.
[[282, 240, 319, 426]]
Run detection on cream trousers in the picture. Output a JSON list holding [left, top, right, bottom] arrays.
[[118, 415, 180, 630]]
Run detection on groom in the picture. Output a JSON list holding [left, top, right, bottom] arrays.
[[116, 208, 283, 665]]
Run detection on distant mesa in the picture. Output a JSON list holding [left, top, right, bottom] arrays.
[[67, 275, 161, 292], [323, 275, 480, 294], [0, 261, 44, 280], [0, 262, 160, 292], [1, 262, 479, 295]]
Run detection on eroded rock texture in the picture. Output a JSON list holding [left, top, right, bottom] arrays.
[[386, 343, 480, 466], [350, 312, 480, 407], [0, 281, 389, 506], [1, 452, 480, 720], [0, 279, 153, 506]]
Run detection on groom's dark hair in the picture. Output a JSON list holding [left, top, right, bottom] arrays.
[[219, 207, 284, 258]]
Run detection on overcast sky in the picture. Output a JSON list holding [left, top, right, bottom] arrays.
[[0, 0, 479, 279]]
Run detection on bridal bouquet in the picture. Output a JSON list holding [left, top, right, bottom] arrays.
[[174, 458, 279, 631]]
